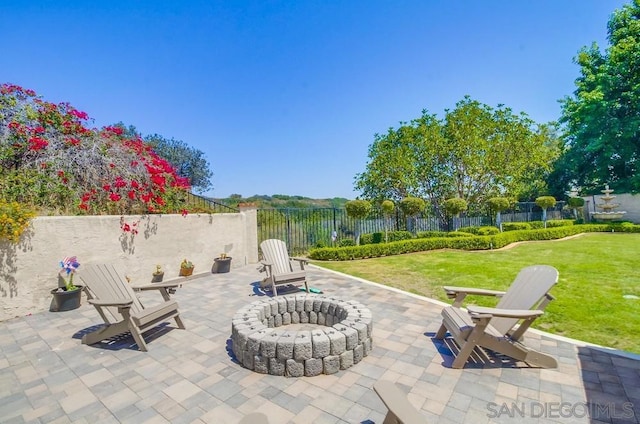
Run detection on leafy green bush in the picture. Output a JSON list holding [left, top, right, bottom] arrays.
[[546, 219, 575, 228], [338, 239, 356, 247], [308, 224, 634, 261], [360, 230, 413, 245], [457, 226, 500, 236], [502, 222, 531, 231], [416, 230, 472, 238]]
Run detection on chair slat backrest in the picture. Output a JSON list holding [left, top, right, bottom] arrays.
[[260, 239, 293, 276], [491, 265, 559, 335], [80, 264, 145, 323]]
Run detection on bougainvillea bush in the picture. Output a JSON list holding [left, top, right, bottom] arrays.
[[0, 83, 191, 216]]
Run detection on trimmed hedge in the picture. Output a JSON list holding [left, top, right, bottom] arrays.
[[308, 223, 637, 261], [416, 230, 473, 239], [502, 221, 573, 231], [458, 226, 500, 236], [360, 229, 472, 245], [502, 222, 531, 231], [360, 231, 413, 245]]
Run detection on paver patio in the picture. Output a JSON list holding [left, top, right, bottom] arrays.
[[1, 264, 638, 423]]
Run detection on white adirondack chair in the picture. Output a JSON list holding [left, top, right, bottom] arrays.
[[258, 239, 309, 296]]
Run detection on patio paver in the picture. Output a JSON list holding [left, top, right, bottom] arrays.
[[0, 264, 638, 423]]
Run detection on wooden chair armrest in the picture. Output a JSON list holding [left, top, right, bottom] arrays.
[[373, 380, 426, 424], [291, 257, 308, 263], [467, 305, 544, 319], [443, 286, 506, 297], [88, 298, 133, 307]]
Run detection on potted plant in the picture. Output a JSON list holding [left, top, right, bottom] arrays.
[[179, 259, 194, 276], [212, 253, 232, 273], [50, 256, 83, 312], [152, 264, 164, 282]]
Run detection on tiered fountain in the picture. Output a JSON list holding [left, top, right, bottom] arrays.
[[590, 185, 627, 221]]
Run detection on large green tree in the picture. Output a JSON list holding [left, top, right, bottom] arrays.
[[113, 123, 213, 194], [553, 1, 640, 195], [354, 97, 559, 220], [144, 134, 213, 194]]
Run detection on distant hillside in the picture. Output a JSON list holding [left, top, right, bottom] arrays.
[[213, 194, 350, 209]]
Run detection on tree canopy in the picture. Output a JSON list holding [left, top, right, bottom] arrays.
[[553, 0, 640, 195], [144, 134, 213, 194], [113, 122, 213, 194], [354, 96, 560, 219]]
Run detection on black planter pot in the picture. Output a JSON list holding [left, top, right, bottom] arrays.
[[50, 286, 83, 312], [151, 272, 164, 283], [212, 257, 232, 273]]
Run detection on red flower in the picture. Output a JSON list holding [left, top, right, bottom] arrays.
[[79, 203, 89, 211], [57, 170, 65, 178], [181, 209, 188, 217], [121, 223, 131, 232], [127, 190, 136, 200], [114, 177, 127, 188], [28, 136, 48, 151], [109, 192, 121, 202], [102, 184, 111, 191]]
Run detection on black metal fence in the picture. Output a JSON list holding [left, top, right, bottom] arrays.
[[187, 193, 239, 213], [257, 201, 568, 254]]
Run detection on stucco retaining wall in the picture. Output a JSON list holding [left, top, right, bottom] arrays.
[[0, 208, 257, 321]]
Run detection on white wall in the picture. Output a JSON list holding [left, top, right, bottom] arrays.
[[0, 208, 257, 321]]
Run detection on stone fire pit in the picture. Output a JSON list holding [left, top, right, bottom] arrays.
[[231, 294, 372, 376]]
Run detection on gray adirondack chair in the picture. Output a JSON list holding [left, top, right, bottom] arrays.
[[373, 380, 428, 424], [435, 265, 559, 369], [258, 239, 309, 296], [79, 264, 186, 351]]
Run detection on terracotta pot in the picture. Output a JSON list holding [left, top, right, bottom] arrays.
[[179, 267, 194, 277]]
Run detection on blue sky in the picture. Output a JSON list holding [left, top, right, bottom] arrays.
[[1, 1, 628, 199]]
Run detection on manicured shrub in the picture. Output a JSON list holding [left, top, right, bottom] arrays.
[[546, 219, 575, 228], [360, 230, 414, 245], [307, 223, 638, 261], [457, 226, 500, 236], [502, 222, 531, 231], [443, 198, 468, 216], [416, 231, 472, 238], [338, 239, 356, 247]]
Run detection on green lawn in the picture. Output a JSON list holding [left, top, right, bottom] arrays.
[[313, 233, 640, 354]]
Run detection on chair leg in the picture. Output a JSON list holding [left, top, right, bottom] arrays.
[[382, 412, 400, 424], [174, 314, 186, 330], [128, 323, 149, 352], [81, 321, 128, 346], [451, 340, 477, 369], [435, 323, 448, 339]]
